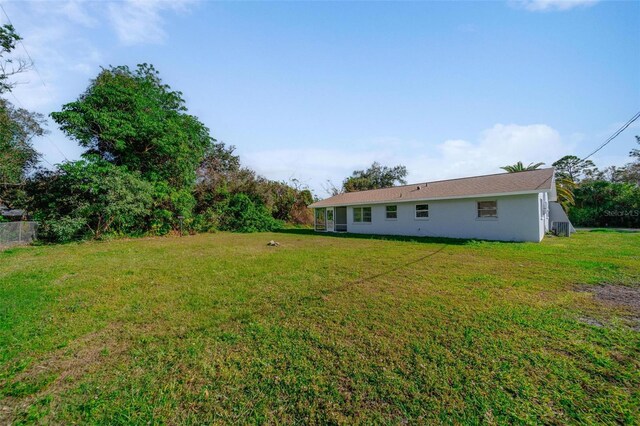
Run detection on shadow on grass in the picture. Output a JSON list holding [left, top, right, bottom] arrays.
[[275, 228, 519, 246]]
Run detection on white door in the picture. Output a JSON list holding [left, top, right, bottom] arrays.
[[326, 208, 334, 232]]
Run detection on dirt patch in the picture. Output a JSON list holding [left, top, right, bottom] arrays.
[[582, 283, 640, 313], [577, 283, 640, 330]]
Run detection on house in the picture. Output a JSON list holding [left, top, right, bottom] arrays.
[[309, 168, 574, 242]]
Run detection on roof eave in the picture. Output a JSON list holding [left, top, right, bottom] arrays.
[[308, 189, 551, 209]]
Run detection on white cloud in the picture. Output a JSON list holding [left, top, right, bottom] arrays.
[[244, 124, 575, 196], [60, 0, 98, 27], [5, 18, 103, 109], [403, 124, 571, 183], [108, 0, 194, 45], [515, 0, 599, 12]]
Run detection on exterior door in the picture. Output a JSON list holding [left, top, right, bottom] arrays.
[[326, 208, 334, 232], [335, 207, 347, 232]]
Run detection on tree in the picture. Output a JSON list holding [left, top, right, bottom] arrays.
[[194, 144, 314, 227], [615, 136, 640, 185], [50, 64, 212, 190], [194, 141, 242, 207], [342, 162, 407, 193], [631, 136, 640, 159], [0, 24, 31, 94], [0, 98, 44, 185], [322, 179, 342, 196], [501, 160, 576, 210], [551, 155, 597, 182], [570, 180, 640, 228], [196, 141, 241, 186], [28, 156, 154, 242], [0, 25, 42, 209], [555, 175, 576, 210], [500, 161, 545, 173]]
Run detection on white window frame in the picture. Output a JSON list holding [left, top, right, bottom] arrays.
[[415, 204, 429, 220], [353, 206, 372, 223], [477, 200, 498, 219], [385, 205, 397, 220]]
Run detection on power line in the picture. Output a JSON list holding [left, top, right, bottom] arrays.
[[7, 89, 22, 107], [581, 111, 640, 161], [0, 5, 67, 165], [6, 86, 67, 165], [0, 3, 48, 89], [43, 136, 67, 163]]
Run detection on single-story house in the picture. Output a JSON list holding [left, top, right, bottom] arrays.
[[309, 168, 574, 242]]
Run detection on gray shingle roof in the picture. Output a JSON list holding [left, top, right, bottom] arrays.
[[310, 168, 555, 208]]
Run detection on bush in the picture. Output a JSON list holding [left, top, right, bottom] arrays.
[[27, 157, 154, 242], [569, 180, 640, 227], [220, 193, 282, 233], [37, 216, 87, 243], [192, 208, 220, 233]]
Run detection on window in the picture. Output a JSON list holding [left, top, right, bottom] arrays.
[[386, 205, 397, 219], [477, 201, 497, 218], [353, 207, 372, 223], [327, 209, 334, 221], [415, 204, 429, 219]]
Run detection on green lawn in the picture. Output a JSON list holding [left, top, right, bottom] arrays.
[[1, 230, 639, 424]]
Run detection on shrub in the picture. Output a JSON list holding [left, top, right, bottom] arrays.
[[570, 181, 640, 227], [220, 193, 282, 233], [27, 157, 154, 242], [37, 216, 87, 243], [192, 209, 220, 233]]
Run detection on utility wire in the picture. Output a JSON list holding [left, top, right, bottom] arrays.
[[581, 111, 640, 161], [0, 3, 48, 89], [1, 5, 67, 165], [7, 91, 66, 164]]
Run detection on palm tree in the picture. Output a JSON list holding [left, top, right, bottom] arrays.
[[500, 161, 545, 173], [555, 175, 576, 210], [501, 161, 575, 211]]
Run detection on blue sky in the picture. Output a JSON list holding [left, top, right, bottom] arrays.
[[4, 0, 639, 194]]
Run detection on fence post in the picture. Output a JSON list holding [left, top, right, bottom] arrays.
[[19, 221, 23, 243]]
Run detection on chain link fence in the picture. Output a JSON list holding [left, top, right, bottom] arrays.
[[0, 221, 38, 246]]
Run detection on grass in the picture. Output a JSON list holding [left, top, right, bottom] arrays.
[[0, 230, 639, 424]]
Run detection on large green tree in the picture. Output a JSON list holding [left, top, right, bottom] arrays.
[[50, 64, 212, 190], [342, 162, 407, 193], [551, 155, 597, 182]]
